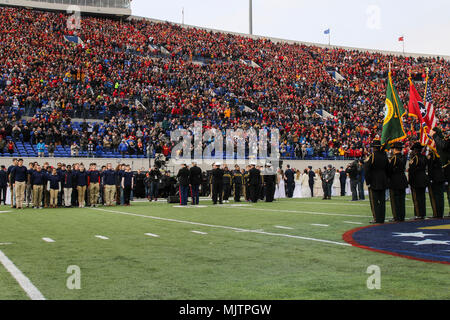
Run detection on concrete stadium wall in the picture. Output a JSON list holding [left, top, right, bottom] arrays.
[[0, 156, 355, 172], [0, 0, 131, 16]]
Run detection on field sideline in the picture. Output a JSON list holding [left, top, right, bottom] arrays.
[[0, 196, 448, 300]]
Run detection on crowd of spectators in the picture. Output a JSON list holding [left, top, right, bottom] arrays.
[[0, 7, 448, 160]]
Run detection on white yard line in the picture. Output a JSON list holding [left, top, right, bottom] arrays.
[[0, 250, 46, 300], [191, 231, 208, 235], [311, 224, 329, 227], [173, 205, 208, 208], [235, 229, 264, 233], [42, 238, 55, 243], [144, 233, 160, 238], [0, 243, 13, 245], [0, 211, 12, 213], [274, 226, 294, 230], [226, 206, 370, 218], [95, 235, 109, 240], [285, 200, 432, 210], [90, 208, 350, 247], [286, 201, 368, 207], [343, 221, 364, 225]]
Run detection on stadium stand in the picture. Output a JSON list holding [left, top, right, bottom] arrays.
[[0, 6, 448, 161]]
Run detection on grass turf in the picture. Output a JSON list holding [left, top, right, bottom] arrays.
[[0, 196, 448, 300]]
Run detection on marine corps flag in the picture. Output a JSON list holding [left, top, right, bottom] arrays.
[[381, 72, 407, 147]]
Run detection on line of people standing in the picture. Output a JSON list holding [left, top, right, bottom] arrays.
[[1, 159, 136, 209]]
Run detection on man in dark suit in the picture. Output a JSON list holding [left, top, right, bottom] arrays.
[[357, 160, 366, 200], [222, 166, 233, 203], [346, 161, 359, 201], [339, 167, 347, 196], [248, 162, 261, 203], [323, 165, 335, 200], [427, 149, 445, 219], [430, 127, 449, 216], [308, 166, 315, 198], [0, 165, 7, 205], [284, 165, 295, 198], [232, 165, 243, 202], [177, 163, 190, 206], [149, 165, 162, 202], [408, 142, 428, 220], [387, 142, 408, 222], [321, 166, 327, 199], [364, 139, 389, 224], [263, 163, 276, 202], [211, 162, 224, 205], [189, 161, 202, 205]]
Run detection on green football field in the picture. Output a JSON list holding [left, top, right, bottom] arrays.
[[0, 196, 448, 300]]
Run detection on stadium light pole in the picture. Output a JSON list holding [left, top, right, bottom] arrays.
[[249, 0, 253, 35], [182, 7, 184, 25]]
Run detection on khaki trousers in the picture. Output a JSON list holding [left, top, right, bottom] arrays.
[[14, 181, 26, 208], [77, 186, 87, 207], [33, 185, 43, 208], [104, 185, 116, 206], [89, 183, 100, 206], [50, 189, 59, 207]]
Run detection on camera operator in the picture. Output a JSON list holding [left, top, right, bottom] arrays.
[[346, 161, 359, 201]]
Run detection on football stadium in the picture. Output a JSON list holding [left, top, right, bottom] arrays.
[[0, 0, 449, 306]]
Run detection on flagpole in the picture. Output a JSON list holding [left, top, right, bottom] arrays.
[[249, 0, 253, 35], [328, 30, 330, 46], [408, 69, 415, 135], [424, 67, 429, 101], [402, 35, 405, 55]]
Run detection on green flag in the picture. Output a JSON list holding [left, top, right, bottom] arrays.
[[381, 72, 406, 147]]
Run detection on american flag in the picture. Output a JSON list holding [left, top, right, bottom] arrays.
[[420, 79, 438, 152]]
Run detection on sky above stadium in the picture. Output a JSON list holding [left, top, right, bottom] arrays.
[[131, 0, 450, 57]]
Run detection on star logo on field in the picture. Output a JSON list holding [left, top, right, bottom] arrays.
[[403, 239, 450, 246], [392, 232, 441, 238]]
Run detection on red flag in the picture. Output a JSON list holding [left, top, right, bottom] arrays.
[[398, 36, 404, 42], [407, 80, 424, 123], [407, 79, 438, 155]]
